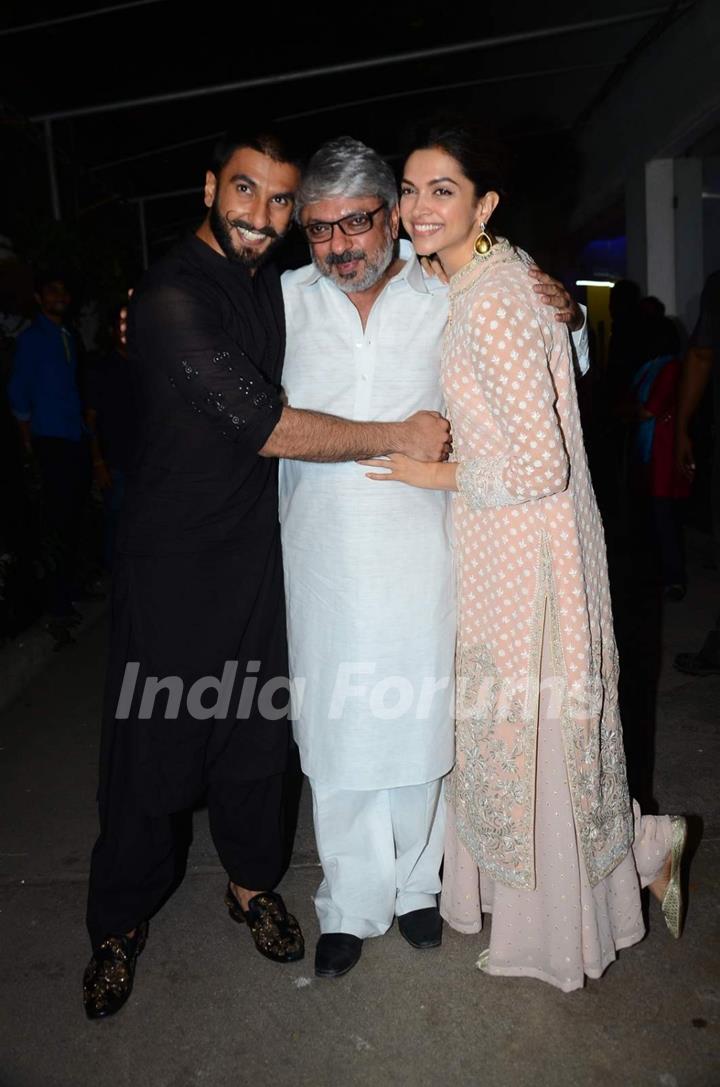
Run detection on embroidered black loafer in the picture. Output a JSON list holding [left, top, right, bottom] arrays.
[[224, 886, 304, 963], [83, 921, 148, 1020], [314, 933, 363, 978], [397, 907, 443, 949]]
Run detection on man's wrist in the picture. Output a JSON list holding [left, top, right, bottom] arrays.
[[389, 420, 408, 454]]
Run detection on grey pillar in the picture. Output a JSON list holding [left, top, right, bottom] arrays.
[[626, 157, 704, 332]]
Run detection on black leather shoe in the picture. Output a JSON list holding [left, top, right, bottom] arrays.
[[224, 886, 304, 963], [315, 933, 363, 978], [83, 921, 148, 1020], [398, 907, 442, 949]]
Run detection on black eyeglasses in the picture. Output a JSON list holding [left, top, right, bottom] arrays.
[[302, 202, 387, 244]]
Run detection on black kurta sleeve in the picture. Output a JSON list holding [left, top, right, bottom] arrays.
[[131, 280, 283, 454]]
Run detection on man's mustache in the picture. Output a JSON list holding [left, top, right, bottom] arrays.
[[227, 217, 279, 240], [326, 249, 365, 267]]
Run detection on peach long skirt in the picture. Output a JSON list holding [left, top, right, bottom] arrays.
[[441, 630, 672, 993]]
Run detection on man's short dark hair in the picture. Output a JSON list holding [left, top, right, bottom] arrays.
[[34, 267, 68, 294], [208, 128, 303, 177]]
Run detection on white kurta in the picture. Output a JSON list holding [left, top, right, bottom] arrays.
[[279, 243, 590, 792], [279, 243, 455, 790]]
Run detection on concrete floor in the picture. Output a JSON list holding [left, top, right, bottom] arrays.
[[0, 533, 719, 1087]]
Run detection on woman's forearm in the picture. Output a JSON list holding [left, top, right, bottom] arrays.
[[428, 461, 458, 491], [360, 454, 458, 489]]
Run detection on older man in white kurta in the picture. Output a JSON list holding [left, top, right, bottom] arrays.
[[278, 137, 589, 977], [280, 234, 454, 949]]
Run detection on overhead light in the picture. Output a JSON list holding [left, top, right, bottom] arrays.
[[576, 279, 615, 287]]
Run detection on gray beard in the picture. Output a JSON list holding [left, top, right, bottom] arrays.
[[317, 235, 395, 295]]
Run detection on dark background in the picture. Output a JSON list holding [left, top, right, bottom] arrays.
[[0, 0, 691, 303]]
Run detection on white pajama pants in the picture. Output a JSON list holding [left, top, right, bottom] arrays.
[[309, 776, 446, 939]]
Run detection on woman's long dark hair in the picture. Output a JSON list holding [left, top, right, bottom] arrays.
[[402, 117, 511, 202]]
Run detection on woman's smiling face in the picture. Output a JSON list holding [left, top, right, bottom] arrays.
[[400, 147, 498, 276]]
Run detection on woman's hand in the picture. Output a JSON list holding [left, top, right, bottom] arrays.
[[676, 429, 696, 481], [359, 454, 457, 491]]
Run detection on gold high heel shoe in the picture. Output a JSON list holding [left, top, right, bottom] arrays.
[[661, 815, 688, 939]]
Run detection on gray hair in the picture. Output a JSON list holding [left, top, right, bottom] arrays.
[[295, 136, 398, 221]]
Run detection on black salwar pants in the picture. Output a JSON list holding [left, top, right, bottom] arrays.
[[86, 542, 291, 949], [86, 766, 286, 949]]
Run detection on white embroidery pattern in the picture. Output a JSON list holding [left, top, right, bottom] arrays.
[[444, 244, 633, 889]]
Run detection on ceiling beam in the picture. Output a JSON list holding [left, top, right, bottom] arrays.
[[32, 10, 674, 123], [0, 0, 168, 37]]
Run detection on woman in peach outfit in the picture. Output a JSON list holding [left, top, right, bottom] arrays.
[[362, 123, 686, 992]]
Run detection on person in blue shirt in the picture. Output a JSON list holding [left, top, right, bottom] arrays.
[[8, 271, 92, 626]]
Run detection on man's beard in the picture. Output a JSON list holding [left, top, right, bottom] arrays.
[[209, 198, 283, 270], [317, 231, 395, 295]]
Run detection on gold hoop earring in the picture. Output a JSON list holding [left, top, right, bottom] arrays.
[[474, 222, 494, 257]]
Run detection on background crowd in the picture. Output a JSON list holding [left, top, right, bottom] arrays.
[[0, 275, 134, 646]]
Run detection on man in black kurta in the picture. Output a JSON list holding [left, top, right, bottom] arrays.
[[84, 131, 451, 1019], [87, 232, 293, 914]]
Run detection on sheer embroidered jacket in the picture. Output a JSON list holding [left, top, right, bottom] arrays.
[[444, 241, 633, 891]]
